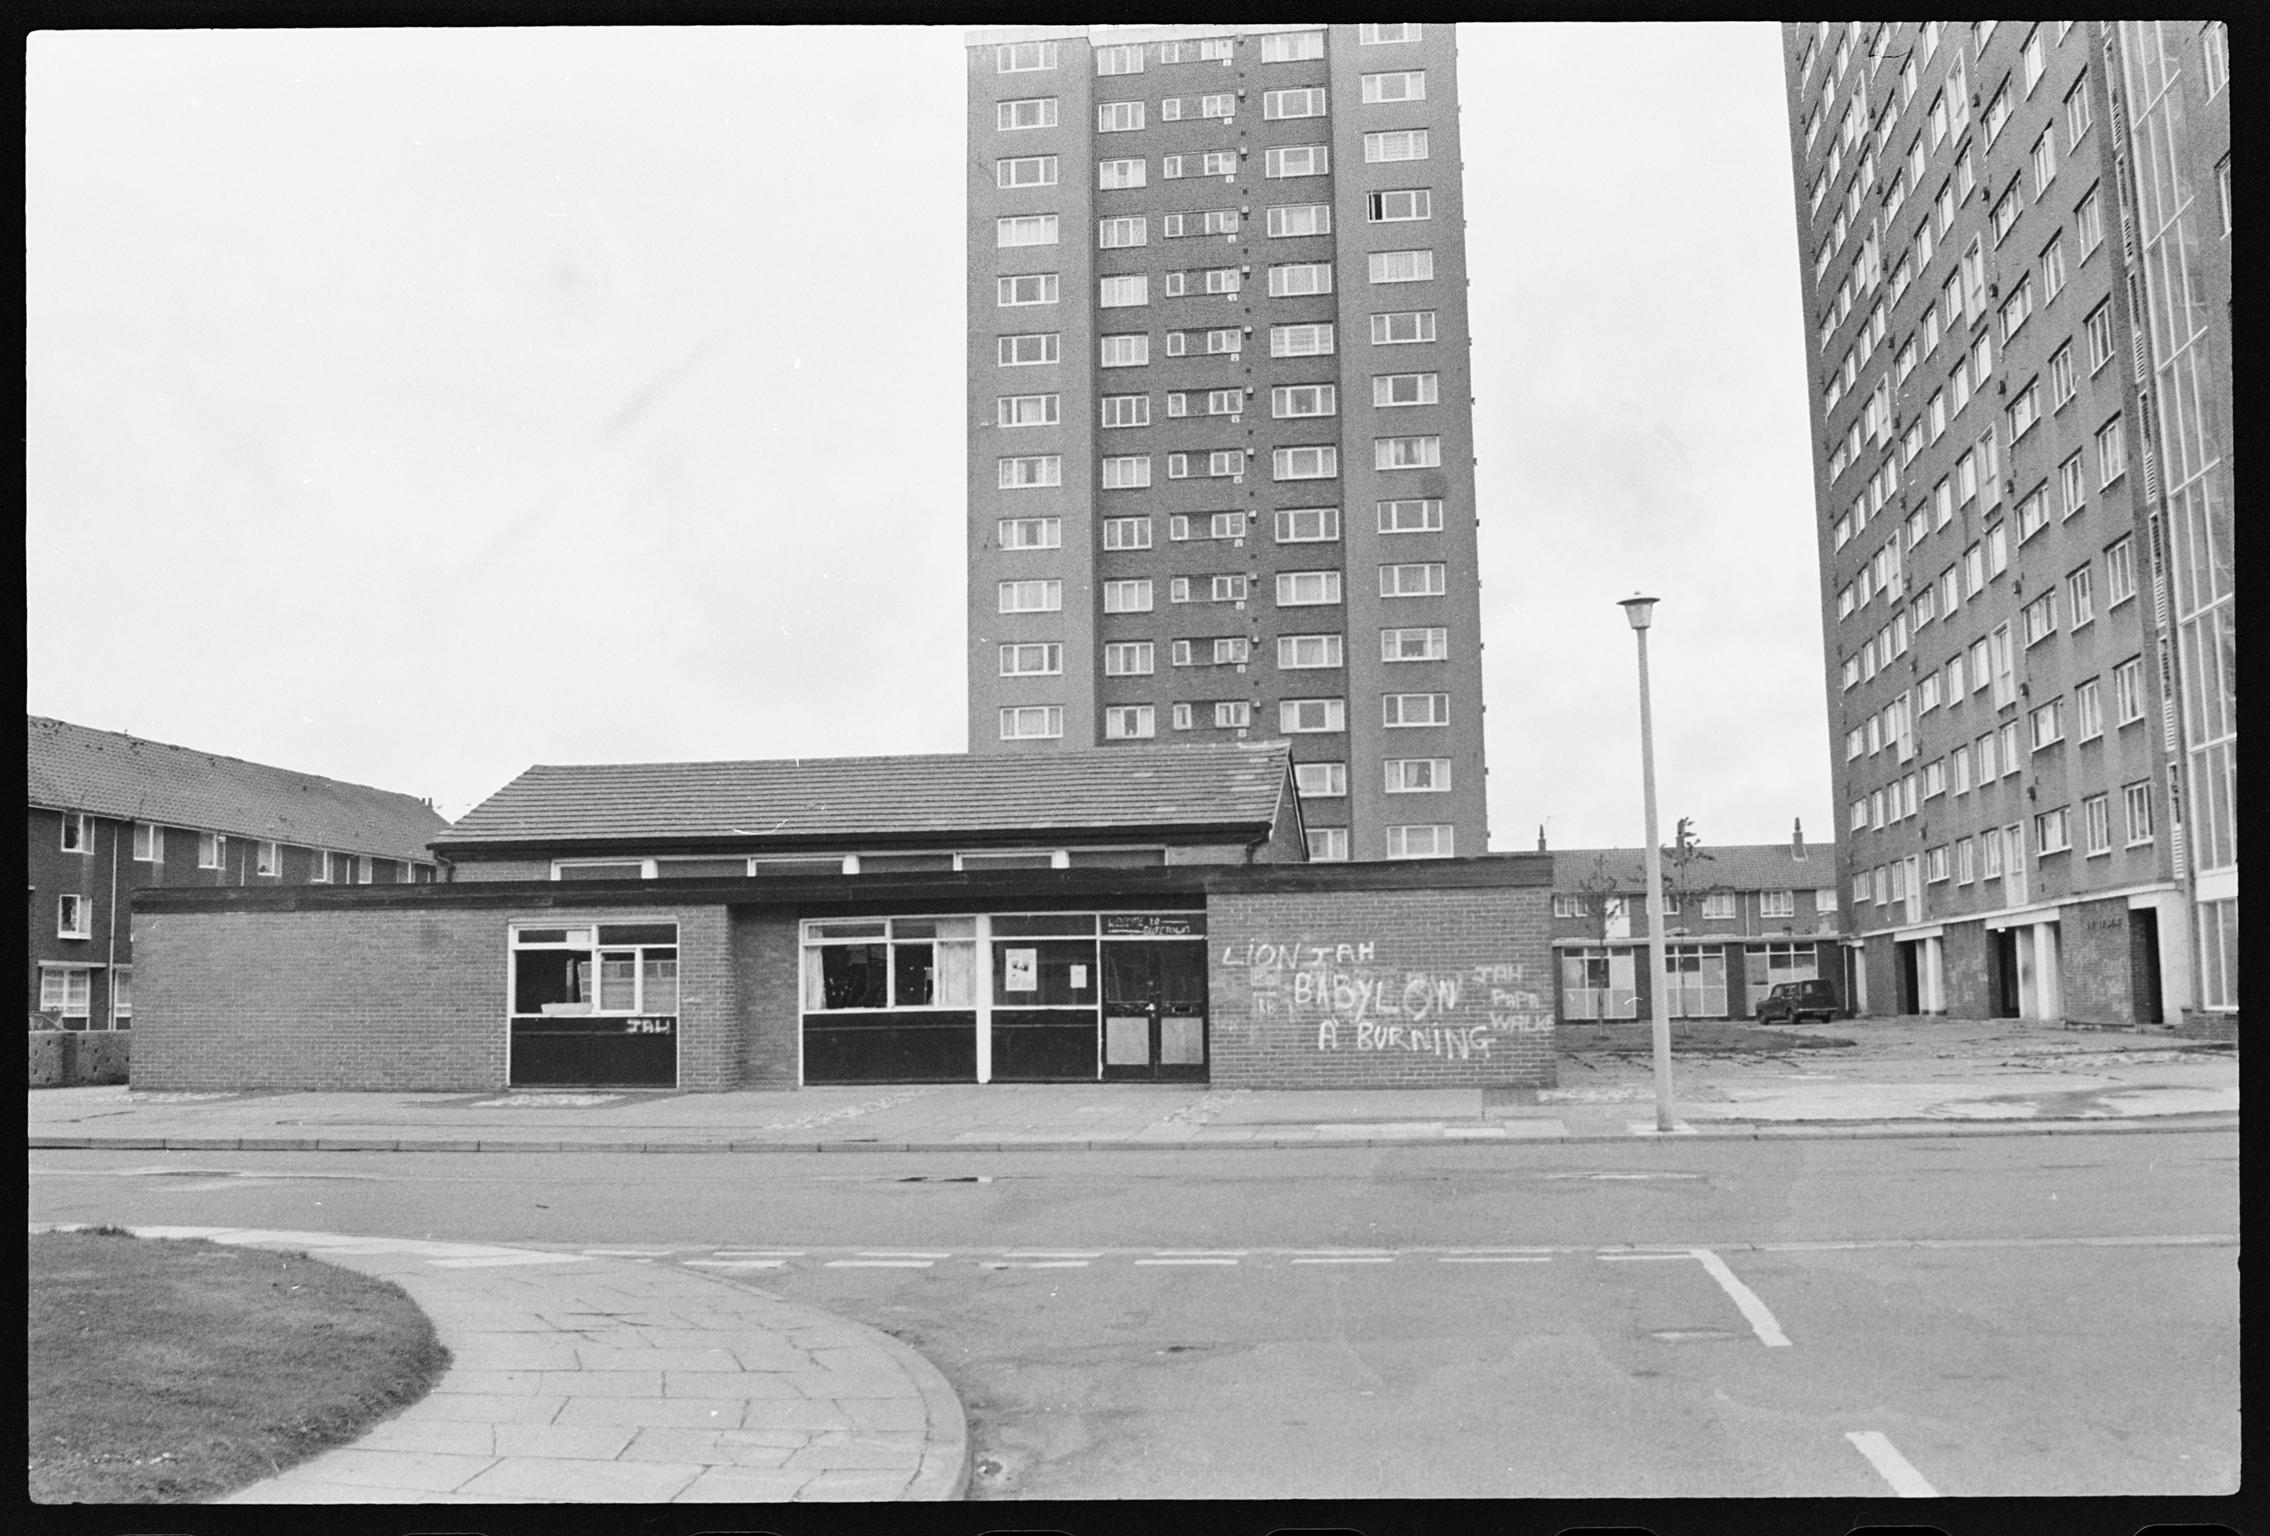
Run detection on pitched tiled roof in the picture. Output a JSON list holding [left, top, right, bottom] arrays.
[[1550, 842, 1834, 893], [27, 716, 449, 861], [438, 742, 1294, 848]]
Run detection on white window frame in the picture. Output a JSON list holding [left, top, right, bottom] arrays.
[[999, 706, 1064, 740], [1382, 692, 1449, 728], [1384, 824, 1453, 860], [1000, 642, 1063, 677]]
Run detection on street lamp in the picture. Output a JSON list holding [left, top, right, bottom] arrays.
[[1618, 594, 1677, 1133]]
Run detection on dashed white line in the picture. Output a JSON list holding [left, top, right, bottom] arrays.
[[1136, 1258, 1240, 1266], [826, 1259, 935, 1269], [1290, 1255, 1396, 1265], [1690, 1248, 1792, 1347], [1845, 1430, 1939, 1496], [979, 1260, 1090, 1270], [1438, 1255, 1551, 1264], [685, 1259, 788, 1270], [1597, 1250, 1692, 1262], [858, 1250, 951, 1259]]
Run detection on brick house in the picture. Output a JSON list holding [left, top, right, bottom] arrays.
[[28, 716, 448, 1078], [130, 741, 1559, 1093], [1546, 823, 1846, 1023]]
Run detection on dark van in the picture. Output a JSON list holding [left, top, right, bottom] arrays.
[[1755, 978, 1842, 1024]]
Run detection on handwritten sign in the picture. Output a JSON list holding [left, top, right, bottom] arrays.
[[1222, 939, 1554, 1061]]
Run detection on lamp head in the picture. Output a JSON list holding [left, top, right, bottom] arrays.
[[1618, 594, 1659, 631]]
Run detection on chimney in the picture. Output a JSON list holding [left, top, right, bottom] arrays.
[[1792, 818, 1806, 859], [1536, 824, 1547, 852]]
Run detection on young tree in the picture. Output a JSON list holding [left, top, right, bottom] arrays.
[[1660, 817, 1722, 931], [1575, 852, 1627, 944]]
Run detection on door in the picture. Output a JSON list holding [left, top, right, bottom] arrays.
[[1895, 941, 1921, 1015], [1990, 929, 2022, 1017], [2129, 908, 2165, 1025], [1100, 940, 1208, 1082]]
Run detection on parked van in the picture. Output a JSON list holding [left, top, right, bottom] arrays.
[[1755, 978, 1843, 1024]]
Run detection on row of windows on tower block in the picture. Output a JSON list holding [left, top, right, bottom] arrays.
[[1000, 694, 1449, 740], [997, 379, 1440, 428], [991, 27, 1423, 80], [999, 630, 1449, 675], [998, 573, 1457, 612], [994, 317, 1438, 371], [1853, 779, 2156, 904], [999, 502, 1448, 550], [994, 131, 1432, 188], [996, 193, 1433, 248], [994, 440, 1444, 489], [995, 258, 1436, 310], [52, 813, 416, 884]]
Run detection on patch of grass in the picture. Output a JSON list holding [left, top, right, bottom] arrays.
[[28, 1229, 451, 1503]]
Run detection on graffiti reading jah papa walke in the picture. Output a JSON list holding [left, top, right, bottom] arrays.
[[1220, 942, 1552, 1061]]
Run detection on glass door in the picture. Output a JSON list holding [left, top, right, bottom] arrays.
[[1100, 940, 1208, 1082]]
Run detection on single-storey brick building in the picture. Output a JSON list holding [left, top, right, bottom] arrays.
[[132, 743, 1557, 1093]]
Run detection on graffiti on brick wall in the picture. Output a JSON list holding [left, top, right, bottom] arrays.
[[1219, 941, 1553, 1060]]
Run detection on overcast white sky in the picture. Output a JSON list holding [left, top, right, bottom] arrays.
[[27, 24, 1832, 849]]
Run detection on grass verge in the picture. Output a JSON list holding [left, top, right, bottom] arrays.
[[29, 1228, 451, 1503]]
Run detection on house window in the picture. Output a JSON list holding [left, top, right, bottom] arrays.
[[2113, 657, 2146, 724], [1384, 758, 1451, 793], [1361, 23, 1421, 43], [255, 840, 279, 877], [1098, 394, 1149, 430], [1279, 698, 1346, 733], [997, 41, 1059, 72], [59, 813, 92, 853], [2030, 698, 2065, 751], [1364, 129, 1430, 162], [57, 894, 90, 938], [2022, 590, 2059, 646], [2082, 794, 2112, 855], [196, 832, 225, 869], [131, 822, 158, 861], [997, 97, 1058, 129], [2065, 76, 2093, 146], [2106, 536, 2136, 605], [999, 517, 1062, 550], [999, 706, 1063, 740], [1100, 642, 1152, 677], [1367, 250, 1435, 284], [1274, 506, 1340, 542], [1101, 516, 1151, 552], [1097, 216, 1148, 248], [997, 155, 1059, 189], [1381, 626, 1447, 662], [1757, 890, 1795, 919], [1097, 157, 1147, 190], [1294, 762, 1347, 799], [1278, 633, 1344, 669], [1374, 435, 1441, 469], [1098, 274, 1149, 308], [1273, 445, 1339, 480], [1361, 70, 1427, 103], [1366, 190, 1431, 223], [1270, 324, 1336, 357], [40, 966, 92, 1023], [310, 850, 332, 883], [997, 393, 1061, 429], [2076, 185, 2103, 254], [1378, 498, 1443, 532], [1379, 563, 1446, 597], [1382, 693, 1448, 727], [1263, 86, 1327, 119], [2075, 678, 2103, 741], [999, 579, 1062, 613], [1260, 30, 1325, 62], [1385, 824, 1453, 860], [2096, 415, 2127, 485], [1264, 145, 1330, 178], [1370, 311, 1436, 345], [1099, 334, 1150, 368], [1272, 382, 1337, 417], [998, 333, 1060, 366], [1002, 642, 1064, 677], [1101, 455, 1151, 490], [2124, 781, 2155, 844], [996, 214, 1059, 248], [1266, 204, 1332, 238], [1276, 571, 1342, 606], [1561, 948, 1637, 1021], [2067, 565, 2095, 628], [998, 455, 1062, 489], [2035, 807, 2072, 856], [1373, 372, 1438, 407], [1102, 579, 1154, 613], [1104, 705, 1156, 740], [1093, 42, 1144, 75], [1097, 100, 1145, 132], [1200, 94, 1236, 119], [1307, 828, 1350, 862], [1268, 263, 1334, 298]]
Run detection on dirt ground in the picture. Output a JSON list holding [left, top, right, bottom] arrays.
[[1556, 1013, 2233, 1067]]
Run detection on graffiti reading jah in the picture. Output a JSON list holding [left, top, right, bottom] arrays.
[[1222, 940, 1554, 1060]]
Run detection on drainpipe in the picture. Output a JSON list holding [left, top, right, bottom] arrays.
[[105, 821, 120, 1030]]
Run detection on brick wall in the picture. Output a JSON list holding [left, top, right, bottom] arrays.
[[2059, 896, 2142, 1027], [132, 903, 745, 1092], [730, 909, 802, 1088], [1205, 883, 1555, 1089], [1939, 920, 1992, 1019]]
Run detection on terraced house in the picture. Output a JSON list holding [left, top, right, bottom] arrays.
[[27, 716, 448, 1077], [966, 24, 1488, 865], [1783, 22, 2230, 1030]]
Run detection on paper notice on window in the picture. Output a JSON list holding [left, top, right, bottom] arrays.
[[1069, 964, 1087, 989], [1005, 948, 1038, 992]]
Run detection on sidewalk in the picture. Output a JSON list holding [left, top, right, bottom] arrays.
[[26, 1017, 2237, 1153], [28, 1221, 970, 1504]]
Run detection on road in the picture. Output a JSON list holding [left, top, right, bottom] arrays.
[[29, 1130, 2238, 1500]]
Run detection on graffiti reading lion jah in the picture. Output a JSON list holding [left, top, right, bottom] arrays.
[[1220, 940, 1554, 1058]]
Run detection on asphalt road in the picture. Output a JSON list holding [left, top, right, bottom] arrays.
[[29, 1131, 2238, 1500]]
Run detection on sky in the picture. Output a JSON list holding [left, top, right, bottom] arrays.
[[26, 24, 1832, 849]]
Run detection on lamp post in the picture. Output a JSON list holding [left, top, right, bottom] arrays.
[[1618, 594, 1676, 1133]]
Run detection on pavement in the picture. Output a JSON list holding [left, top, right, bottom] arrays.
[[26, 1013, 2238, 1504]]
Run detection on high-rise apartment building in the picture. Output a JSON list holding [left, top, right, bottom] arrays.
[[965, 24, 1488, 863], [1781, 22, 2231, 1026]]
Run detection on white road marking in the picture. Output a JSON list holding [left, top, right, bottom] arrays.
[[581, 1247, 680, 1257], [1136, 1258, 1239, 1266], [980, 1260, 1090, 1269], [1003, 1251, 1104, 1259], [685, 1259, 787, 1270], [858, 1250, 951, 1258], [712, 1249, 806, 1257], [427, 1253, 593, 1268], [1845, 1430, 1939, 1497], [1152, 1250, 1248, 1257], [1690, 1248, 1792, 1347], [1596, 1250, 1692, 1261], [1290, 1256, 1395, 1265], [1438, 1255, 1550, 1264], [826, 1259, 935, 1269]]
